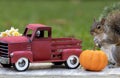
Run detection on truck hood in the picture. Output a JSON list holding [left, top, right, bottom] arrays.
[[0, 36, 29, 43]]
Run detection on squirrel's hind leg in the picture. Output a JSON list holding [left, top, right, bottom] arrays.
[[108, 62, 116, 68]]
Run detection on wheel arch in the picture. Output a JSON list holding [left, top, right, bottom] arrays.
[[10, 51, 33, 64], [62, 49, 82, 60]]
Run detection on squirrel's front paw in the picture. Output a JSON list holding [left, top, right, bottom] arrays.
[[94, 39, 102, 48]]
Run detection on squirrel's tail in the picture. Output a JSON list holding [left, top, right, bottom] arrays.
[[106, 11, 120, 35]]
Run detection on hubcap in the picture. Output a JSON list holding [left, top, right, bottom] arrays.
[[18, 59, 26, 67], [70, 57, 77, 65]]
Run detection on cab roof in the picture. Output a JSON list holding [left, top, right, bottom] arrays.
[[27, 24, 51, 30]]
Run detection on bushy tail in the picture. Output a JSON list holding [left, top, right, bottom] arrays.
[[106, 11, 120, 35]]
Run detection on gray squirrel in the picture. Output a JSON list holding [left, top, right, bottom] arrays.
[[90, 11, 120, 66]]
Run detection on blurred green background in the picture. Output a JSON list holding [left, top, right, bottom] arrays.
[[0, 0, 119, 50]]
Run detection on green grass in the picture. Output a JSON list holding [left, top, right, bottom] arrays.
[[0, 0, 118, 50]]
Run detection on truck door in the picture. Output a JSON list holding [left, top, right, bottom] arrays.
[[32, 30, 51, 61]]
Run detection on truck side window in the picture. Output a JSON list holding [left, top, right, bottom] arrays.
[[35, 30, 48, 38], [35, 30, 44, 38], [44, 31, 48, 38]]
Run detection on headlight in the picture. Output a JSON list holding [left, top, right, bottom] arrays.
[[10, 53, 14, 57]]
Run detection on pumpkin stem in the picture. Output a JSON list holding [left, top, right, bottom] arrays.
[[93, 44, 97, 51]]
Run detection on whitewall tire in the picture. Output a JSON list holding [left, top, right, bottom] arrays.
[[65, 55, 80, 69], [13, 57, 29, 71]]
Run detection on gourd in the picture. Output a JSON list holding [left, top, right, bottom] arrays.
[[79, 50, 108, 71]]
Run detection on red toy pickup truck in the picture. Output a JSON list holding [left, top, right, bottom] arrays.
[[0, 24, 82, 71]]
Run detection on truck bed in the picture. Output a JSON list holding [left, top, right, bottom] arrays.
[[50, 38, 82, 60], [51, 38, 82, 50]]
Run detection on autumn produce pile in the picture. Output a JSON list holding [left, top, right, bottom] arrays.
[[0, 27, 22, 37]]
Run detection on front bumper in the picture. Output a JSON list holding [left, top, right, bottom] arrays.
[[0, 57, 9, 64]]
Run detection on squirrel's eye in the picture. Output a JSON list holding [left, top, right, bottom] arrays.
[[97, 25, 101, 29]]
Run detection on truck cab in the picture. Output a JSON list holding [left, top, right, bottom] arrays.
[[24, 24, 52, 61], [0, 24, 82, 71]]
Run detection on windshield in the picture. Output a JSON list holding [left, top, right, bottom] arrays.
[[26, 29, 33, 37]]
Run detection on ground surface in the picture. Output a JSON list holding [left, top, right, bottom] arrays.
[[0, 63, 120, 78]]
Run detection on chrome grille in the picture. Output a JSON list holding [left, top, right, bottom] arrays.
[[0, 42, 8, 58]]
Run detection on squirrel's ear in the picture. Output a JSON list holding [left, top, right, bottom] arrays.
[[101, 18, 106, 25]]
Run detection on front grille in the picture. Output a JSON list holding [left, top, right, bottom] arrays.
[[0, 42, 8, 58]]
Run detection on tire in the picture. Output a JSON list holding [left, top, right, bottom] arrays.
[[13, 57, 29, 71], [1, 64, 11, 68], [65, 55, 80, 69], [52, 62, 63, 65]]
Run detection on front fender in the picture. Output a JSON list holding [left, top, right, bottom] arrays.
[[62, 49, 82, 60], [10, 51, 33, 64]]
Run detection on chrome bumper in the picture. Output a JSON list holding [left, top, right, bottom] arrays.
[[0, 57, 9, 64]]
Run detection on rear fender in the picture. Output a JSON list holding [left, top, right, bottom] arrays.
[[62, 49, 82, 60], [10, 51, 33, 64]]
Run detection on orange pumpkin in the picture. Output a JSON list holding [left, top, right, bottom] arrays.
[[79, 50, 108, 71]]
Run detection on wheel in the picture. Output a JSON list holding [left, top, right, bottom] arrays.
[[52, 62, 63, 65], [1, 64, 11, 68], [65, 55, 80, 69], [13, 57, 29, 71]]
